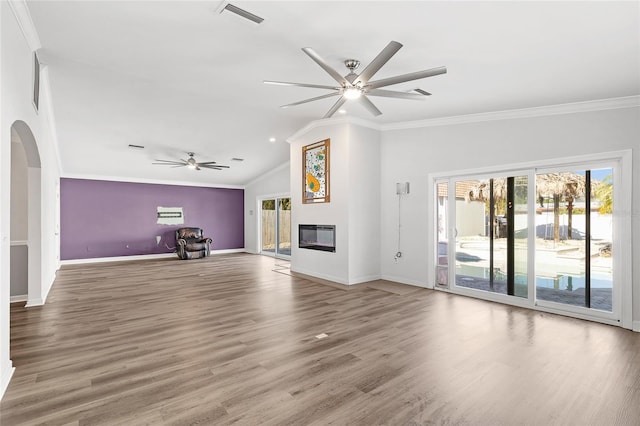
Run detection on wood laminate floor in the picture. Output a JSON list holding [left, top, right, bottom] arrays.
[[1, 253, 639, 425]]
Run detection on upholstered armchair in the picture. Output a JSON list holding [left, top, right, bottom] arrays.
[[175, 227, 212, 260]]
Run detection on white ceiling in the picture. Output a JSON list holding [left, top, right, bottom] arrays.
[[27, 1, 640, 186]]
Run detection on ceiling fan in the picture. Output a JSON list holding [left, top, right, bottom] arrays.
[[153, 152, 230, 171], [264, 41, 447, 118]]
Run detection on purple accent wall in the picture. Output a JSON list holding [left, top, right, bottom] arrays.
[[60, 178, 244, 260]]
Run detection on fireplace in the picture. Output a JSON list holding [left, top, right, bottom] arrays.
[[298, 224, 336, 252]]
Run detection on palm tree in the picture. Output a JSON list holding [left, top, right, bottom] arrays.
[[593, 174, 613, 214], [468, 173, 586, 243], [536, 172, 585, 242]]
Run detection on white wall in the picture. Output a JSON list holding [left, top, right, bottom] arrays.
[[346, 124, 381, 283], [10, 139, 27, 240], [290, 123, 351, 283], [10, 138, 28, 298], [379, 107, 639, 326], [243, 162, 290, 254], [0, 0, 61, 398], [289, 120, 382, 285]]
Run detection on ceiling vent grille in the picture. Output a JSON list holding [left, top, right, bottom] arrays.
[[221, 3, 264, 24], [413, 88, 432, 96]]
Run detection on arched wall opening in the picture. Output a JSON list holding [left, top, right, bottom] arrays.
[[10, 121, 42, 306]]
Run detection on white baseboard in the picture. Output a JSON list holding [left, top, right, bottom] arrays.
[[349, 274, 383, 285], [381, 274, 428, 288], [41, 272, 56, 304], [0, 361, 15, 401], [633, 320, 640, 333], [61, 252, 177, 265], [9, 295, 27, 303], [290, 266, 348, 285], [25, 297, 44, 307], [60, 249, 247, 266], [210, 249, 247, 255]]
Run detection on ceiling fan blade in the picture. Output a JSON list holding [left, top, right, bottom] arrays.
[[264, 80, 340, 91], [323, 96, 347, 118], [302, 47, 349, 86], [281, 92, 340, 108], [153, 160, 186, 166], [200, 164, 230, 170], [356, 41, 403, 84], [366, 89, 428, 100], [197, 161, 218, 165], [359, 95, 382, 117], [367, 66, 447, 89]]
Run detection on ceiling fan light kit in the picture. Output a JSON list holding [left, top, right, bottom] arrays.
[[264, 40, 447, 118], [343, 87, 362, 100]]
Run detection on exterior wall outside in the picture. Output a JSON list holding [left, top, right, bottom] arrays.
[[60, 178, 244, 260]]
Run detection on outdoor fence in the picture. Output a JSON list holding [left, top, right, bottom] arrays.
[[261, 210, 291, 249]]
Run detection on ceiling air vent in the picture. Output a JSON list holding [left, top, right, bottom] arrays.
[[413, 88, 432, 96], [220, 3, 264, 24]]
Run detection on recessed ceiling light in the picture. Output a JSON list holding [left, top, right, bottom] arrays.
[[338, 109, 347, 114], [269, 137, 276, 142]]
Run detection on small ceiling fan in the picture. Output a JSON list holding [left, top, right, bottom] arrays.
[[153, 152, 230, 171], [264, 41, 447, 118]]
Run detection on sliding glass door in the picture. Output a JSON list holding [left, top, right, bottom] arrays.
[[261, 197, 291, 257], [534, 168, 613, 312], [435, 159, 620, 322], [452, 175, 528, 298]]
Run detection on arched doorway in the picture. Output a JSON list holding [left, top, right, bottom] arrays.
[[10, 121, 42, 306]]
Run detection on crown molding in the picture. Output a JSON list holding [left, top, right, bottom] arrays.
[[286, 116, 381, 143], [381, 96, 640, 131], [287, 96, 639, 141], [60, 174, 246, 190], [8, 0, 41, 51]]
